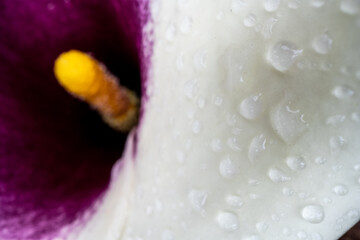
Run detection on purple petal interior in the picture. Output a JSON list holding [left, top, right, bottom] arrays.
[[0, 0, 148, 239]]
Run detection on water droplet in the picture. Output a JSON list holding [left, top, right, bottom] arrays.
[[332, 85, 355, 99], [226, 194, 244, 208], [213, 96, 223, 106], [267, 41, 303, 72], [311, 232, 323, 240], [188, 189, 207, 211], [262, 17, 278, 39], [211, 138, 223, 152], [239, 94, 263, 120], [354, 164, 360, 171], [192, 120, 201, 134], [301, 205, 325, 224], [244, 14, 257, 27], [231, 0, 247, 14], [216, 11, 224, 20], [340, 0, 360, 15], [162, 230, 174, 240], [263, 0, 280, 12], [315, 156, 327, 165], [244, 235, 262, 240], [227, 137, 242, 152], [282, 187, 295, 196], [333, 184, 348, 196], [271, 214, 280, 221], [286, 156, 306, 171], [270, 102, 308, 143], [288, 0, 301, 9], [312, 32, 333, 54], [166, 24, 176, 41], [197, 98, 206, 108], [310, 0, 326, 7], [351, 112, 360, 122], [358, 176, 360, 184], [282, 227, 292, 236], [183, 80, 197, 99], [323, 197, 332, 204], [216, 211, 240, 232], [248, 134, 267, 162], [297, 230, 307, 239], [248, 178, 260, 186], [193, 50, 207, 69], [329, 136, 347, 150], [326, 115, 346, 126], [268, 167, 291, 183], [347, 209, 359, 219], [256, 222, 269, 233], [219, 156, 239, 179], [180, 16, 193, 33], [176, 150, 185, 163]]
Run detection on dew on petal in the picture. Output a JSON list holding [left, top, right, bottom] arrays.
[[238, 94, 263, 120], [216, 211, 240, 232], [219, 156, 239, 179], [267, 41, 303, 72], [333, 184, 349, 196], [263, 0, 280, 12], [340, 0, 360, 15], [312, 32, 333, 54], [248, 134, 267, 162], [244, 14, 257, 28], [286, 155, 306, 171], [301, 204, 325, 224], [268, 167, 291, 183], [332, 85, 355, 99], [226, 194, 244, 209], [188, 189, 208, 211]]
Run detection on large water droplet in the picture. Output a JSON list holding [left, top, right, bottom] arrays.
[[312, 32, 333, 54], [333, 184, 349, 196], [270, 102, 308, 143], [340, 0, 360, 15], [226, 194, 244, 208], [239, 94, 263, 120], [268, 167, 291, 183], [332, 85, 355, 99], [219, 156, 239, 179], [216, 211, 240, 232], [188, 189, 207, 211], [244, 14, 257, 27], [264, 0, 280, 12], [301, 205, 325, 224], [267, 41, 303, 72], [286, 156, 306, 171], [248, 134, 267, 162]]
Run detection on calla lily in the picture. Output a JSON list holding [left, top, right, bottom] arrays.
[[0, 0, 147, 239], [0, 0, 359, 240]]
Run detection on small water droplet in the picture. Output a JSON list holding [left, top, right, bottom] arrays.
[[188, 189, 207, 211], [213, 96, 223, 106], [340, 0, 360, 15], [263, 0, 280, 12], [286, 156, 306, 171], [315, 156, 327, 165], [192, 120, 201, 134], [283, 227, 292, 236], [256, 222, 269, 233], [162, 230, 174, 240], [311, 232, 323, 240], [333, 184, 348, 196], [216, 11, 224, 20], [197, 98, 206, 108], [351, 112, 360, 122], [297, 230, 307, 239], [183, 80, 197, 99], [329, 136, 347, 150], [267, 41, 303, 72], [288, 0, 301, 9], [270, 102, 308, 143], [268, 167, 291, 183], [166, 24, 177, 41], [219, 156, 239, 179], [244, 14, 257, 27], [176, 150, 185, 163], [312, 32, 333, 54], [248, 178, 260, 186], [347, 209, 359, 219], [239, 94, 263, 120], [332, 85, 355, 99], [226, 194, 244, 208], [193, 50, 207, 69], [310, 0, 326, 7], [231, 0, 247, 14], [326, 115, 346, 126], [301, 204, 325, 224], [227, 137, 242, 152], [248, 134, 267, 162], [216, 211, 240, 232], [262, 17, 278, 39], [244, 235, 262, 240], [211, 138, 223, 152], [354, 164, 360, 171], [323, 197, 332, 204], [282, 187, 295, 196], [180, 16, 193, 33], [271, 214, 280, 221]]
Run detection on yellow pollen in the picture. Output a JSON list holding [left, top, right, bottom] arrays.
[[54, 50, 139, 132]]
